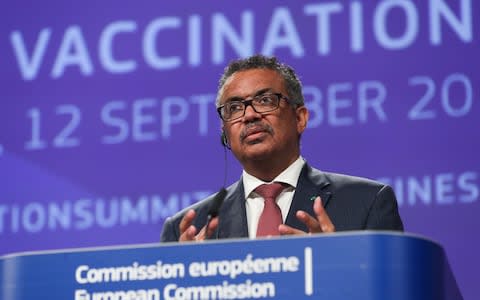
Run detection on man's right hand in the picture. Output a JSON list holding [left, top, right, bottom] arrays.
[[178, 209, 219, 242]]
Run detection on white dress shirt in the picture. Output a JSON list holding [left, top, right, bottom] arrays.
[[243, 156, 306, 239]]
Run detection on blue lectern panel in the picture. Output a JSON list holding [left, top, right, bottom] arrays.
[[1, 232, 462, 300]]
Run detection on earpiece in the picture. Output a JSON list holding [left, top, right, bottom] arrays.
[[221, 131, 231, 149]]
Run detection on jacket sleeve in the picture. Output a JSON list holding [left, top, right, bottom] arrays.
[[365, 184, 404, 231], [160, 216, 180, 242]]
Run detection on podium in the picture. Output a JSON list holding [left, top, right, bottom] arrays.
[[1, 232, 462, 300]]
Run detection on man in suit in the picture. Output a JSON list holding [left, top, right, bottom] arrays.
[[161, 55, 403, 242]]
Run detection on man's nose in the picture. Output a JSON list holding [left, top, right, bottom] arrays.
[[243, 104, 261, 121]]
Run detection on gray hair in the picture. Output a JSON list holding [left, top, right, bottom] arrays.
[[216, 55, 304, 107]]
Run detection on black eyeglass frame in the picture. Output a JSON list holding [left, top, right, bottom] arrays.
[[217, 92, 291, 122]]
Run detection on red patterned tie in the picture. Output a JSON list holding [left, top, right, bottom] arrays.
[[255, 183, 285, 237]]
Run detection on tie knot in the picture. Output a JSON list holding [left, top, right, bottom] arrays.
[[255, 183, 285, 200]]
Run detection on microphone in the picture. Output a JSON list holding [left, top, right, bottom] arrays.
[[203, 130, 229, 237], [207, 187, 227, 218], [205, 187, 227, 235]]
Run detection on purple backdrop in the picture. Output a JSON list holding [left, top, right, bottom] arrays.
[[1, 1, 478, 298]]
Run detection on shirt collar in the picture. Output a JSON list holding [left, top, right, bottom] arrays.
[[243, 156, 306, 198]]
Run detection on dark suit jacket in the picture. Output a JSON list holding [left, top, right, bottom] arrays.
[[160, 164, 403, 242]]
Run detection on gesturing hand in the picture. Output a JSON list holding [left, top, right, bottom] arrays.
[[178, 209, 219, 242], [279, 197, 335, 235]]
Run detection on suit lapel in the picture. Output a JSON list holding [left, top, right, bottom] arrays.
[[285, 164, 332, 232], [216, 164, 333, 237], [217, 181, 249, 239]]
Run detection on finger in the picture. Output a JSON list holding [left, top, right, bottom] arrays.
[[279, 224, 307, 235], [296, 210, 322, 233], [179, 225, 197, 242], [179, 209, 196, 234], [196, 217, 220, 241], [205, 217, 219, 238], [313, 197, 335, 232], [196, 224, 207, 241]]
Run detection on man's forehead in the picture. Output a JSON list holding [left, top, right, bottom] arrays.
[[220, 69, 285, 100]]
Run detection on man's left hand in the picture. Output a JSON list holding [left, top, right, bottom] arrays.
[[279, 197, 335, 234]]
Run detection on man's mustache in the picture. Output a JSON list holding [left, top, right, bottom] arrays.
[[239, 121, 274, 142]]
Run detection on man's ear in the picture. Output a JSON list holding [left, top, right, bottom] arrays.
[[296, 106, 309, 134], [220, 125, 231, 149], [221, 130, 229, 148]]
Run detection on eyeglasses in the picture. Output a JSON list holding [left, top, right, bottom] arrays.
[[217, 93, 290, 122]]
